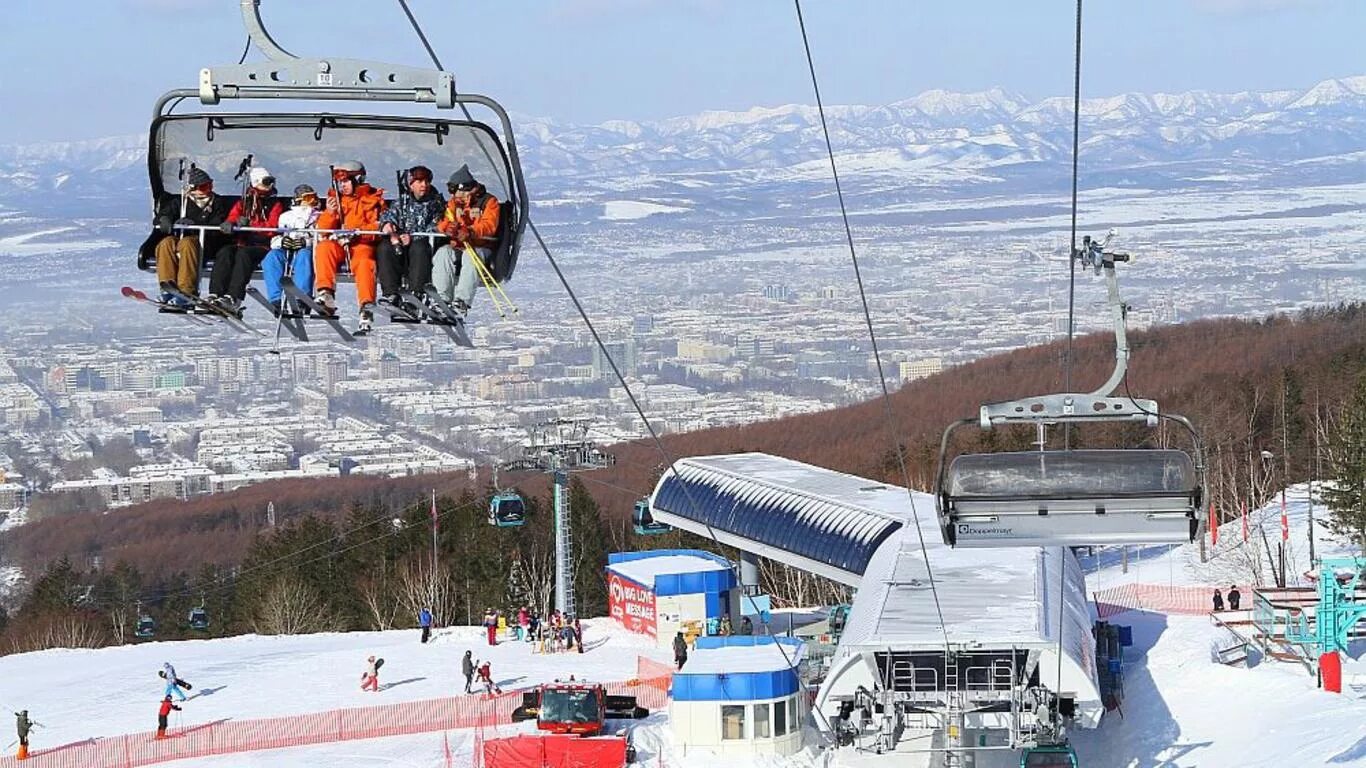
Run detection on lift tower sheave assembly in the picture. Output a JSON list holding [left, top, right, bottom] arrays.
[[512, 419, 615, 618]]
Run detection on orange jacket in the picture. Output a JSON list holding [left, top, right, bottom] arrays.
[[438, 191, 500, 249], [318, 183, 386, 244]]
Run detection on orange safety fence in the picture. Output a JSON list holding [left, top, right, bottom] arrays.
[[1093, 583, 1215, 618], [0, 657, 674, 768]]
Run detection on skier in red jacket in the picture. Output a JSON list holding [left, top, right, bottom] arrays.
[[155, 696, 181, 740]]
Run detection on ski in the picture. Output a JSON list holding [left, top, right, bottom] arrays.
[[245, 286, 308, 342], [121, 286, 215, 326], [415, 285, 475, 348], [160, 283, 263, 336], [280, 277, 355, 342]]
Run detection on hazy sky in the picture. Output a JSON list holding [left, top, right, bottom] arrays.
[[3, 0, 1363, 144]]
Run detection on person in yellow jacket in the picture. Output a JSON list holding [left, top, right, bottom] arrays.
[[431, 165, 500, 316]]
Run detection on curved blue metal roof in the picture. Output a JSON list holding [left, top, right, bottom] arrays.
[[650, 454, 908, 579]]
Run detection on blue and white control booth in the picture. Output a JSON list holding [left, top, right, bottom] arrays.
[[606, 549, 736, 646], [670, 636, 808, 756]]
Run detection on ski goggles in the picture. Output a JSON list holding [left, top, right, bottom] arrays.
[[332, 168, 362, 181], [447, 182, 475, 194], [293, 192, 319, 205]]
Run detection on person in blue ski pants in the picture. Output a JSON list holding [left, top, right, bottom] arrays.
[[162, 662, 187, 701], [262, 184, 320, 304]]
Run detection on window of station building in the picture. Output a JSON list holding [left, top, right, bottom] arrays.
[[773, 696, 787, 736], [753, 702, 771, 738], [720, 705, 746, 740], [787, 697, 799, 731]]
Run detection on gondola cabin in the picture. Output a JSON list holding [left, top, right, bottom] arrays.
[[1021, 744, 1079, 767], [189, 607, 210, 632], [488, 491, 526, 528], [135, 615, 157, 639], [632, 499, 671, 535]]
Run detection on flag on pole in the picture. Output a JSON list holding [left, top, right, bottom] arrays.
[[430, 489, 438, 535], [1210, 501, 1218, 546], [1280, 489, 1289, 542], [1242, 501, 1249, 542]]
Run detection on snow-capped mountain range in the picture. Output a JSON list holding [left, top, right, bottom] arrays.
[[2, 75, 1363, 207]]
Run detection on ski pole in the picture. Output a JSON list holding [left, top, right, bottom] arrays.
[[467, 243, 518, 316], [270, 254, 291, 355]]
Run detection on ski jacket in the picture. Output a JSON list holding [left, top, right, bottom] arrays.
[[462, 654, 474, 677], [437, 189, 500, 249], [16, 713, 30, 739], [517, 608, 529, 627], [673, 634, 688, 658], [483, 612, 497, 628], [477, 663, 492, 682], [227, 193, 284, 248], [155, 193, 233, 254], [419, 609, 432, 628], [272, 205, 320, 250], [163, 663, 177, 684], [158, 700, 180, 717], [317, 184, 386, 245], [364, 658, 380, 678], [379, 189, 446, 234]]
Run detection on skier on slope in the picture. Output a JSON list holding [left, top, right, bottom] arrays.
[[161, 662, 187, 702], [261, 184, 321, 306], [155, 696, 181, 740], [476, 660, 501, 695], [209, 166, 283, 317], [361, 655, 382, 692], [461, 650, 475, 694], [15, 710, 32, 761], [419, 606, 433, 644]]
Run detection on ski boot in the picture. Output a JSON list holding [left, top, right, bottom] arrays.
[[358, 303, 375, 335], [315, 288, 337, 314]]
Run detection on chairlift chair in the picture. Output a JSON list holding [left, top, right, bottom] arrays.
[[632, 498, 671, 535], [935, 235, 1206, 548], [188, 605, 210, 632], [489, 491, 526, 528], [136, 1, 528, 290]]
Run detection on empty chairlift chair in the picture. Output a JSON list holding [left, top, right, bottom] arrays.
[[1020, 744, 1079, 768], [934, 235, 1206, 549], [632, 499, 671, 535], [488, 491, 526, 528]]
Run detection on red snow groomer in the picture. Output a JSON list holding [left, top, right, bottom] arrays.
[[511, 679, 649, 737]]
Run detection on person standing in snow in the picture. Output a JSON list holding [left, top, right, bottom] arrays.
[[419, 607, 433, 644], [162, 662, 187, 702], [15, 710, 32, 761], [361, 655, 381, 692], [476, 660, 501, 695], [573, 616, 584, 654], [461, 650, 475, 694], [673, 631, 689, 670], [155, 696, 181, 740], [1212, 589, 1225, 612], [1228, 585, 1242, 611], [483, 608, 498, 646]]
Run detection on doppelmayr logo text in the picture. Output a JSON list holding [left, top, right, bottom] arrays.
[[959, 523, 1014, 537]]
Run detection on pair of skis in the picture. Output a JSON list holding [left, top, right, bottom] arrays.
[[244, 277, 355, 345], [122, 285, 261, 336], [375, 284, 472, 348]]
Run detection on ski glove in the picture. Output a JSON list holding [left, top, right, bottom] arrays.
[[157, 216, 174, 233], [220, 221, 236, 235], [281, 235, 307, 251], [174, 217, 194, 229]]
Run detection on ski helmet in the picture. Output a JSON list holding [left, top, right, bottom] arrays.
[[333, 161, 365, 183]]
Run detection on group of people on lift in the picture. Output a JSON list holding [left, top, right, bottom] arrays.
[[152, 159, 501, 333]]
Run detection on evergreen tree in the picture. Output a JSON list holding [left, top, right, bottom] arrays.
[[1323, 374, 1366, 556], [568, 478, 610, 618]]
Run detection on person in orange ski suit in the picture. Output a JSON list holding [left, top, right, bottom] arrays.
[[313, 160, 386, 331]]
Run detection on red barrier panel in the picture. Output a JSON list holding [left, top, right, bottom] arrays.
[[0, 657, 673, 768], [484, 735, 627, 768]]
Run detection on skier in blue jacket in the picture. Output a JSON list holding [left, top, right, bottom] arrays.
[[419, 607, 433, 644]]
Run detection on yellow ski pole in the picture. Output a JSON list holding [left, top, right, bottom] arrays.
[[466, 243, 519, 316], [466, 244, 506, 318]]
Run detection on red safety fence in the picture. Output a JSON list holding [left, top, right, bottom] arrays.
[[0, 657, 674, 768], [1093, 583, 1214, 618], [482, 735, 627, 768]]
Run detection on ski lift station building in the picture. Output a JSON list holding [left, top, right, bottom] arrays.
[[647, 453, 1104, 751], [670, 636, 808, 757], [605, 549, 737, 646]]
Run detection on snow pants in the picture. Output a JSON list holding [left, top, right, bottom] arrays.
[[165, 681, 187, 701], [486, 625, 497, 645], [431, 245, 491, 307], [376, 238, 438, 299], [464, 673, 473, 694], [420, 626, 431, 644], [155, 236, 201, 296], [262, 247, 314, 303], [314, 240, 377, 307], [156, 715, 169, 738], [361, 674, 379, 692], [209, 245, 267, 301]]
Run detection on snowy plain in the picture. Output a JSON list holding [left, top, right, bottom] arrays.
[[2, 485, 1365, 766]]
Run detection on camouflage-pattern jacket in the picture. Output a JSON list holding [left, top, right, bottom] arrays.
[[378, 189, 446, 235]]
